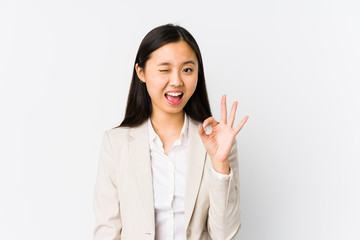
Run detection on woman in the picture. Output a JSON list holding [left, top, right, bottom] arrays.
[[94, 23, 249, 240]]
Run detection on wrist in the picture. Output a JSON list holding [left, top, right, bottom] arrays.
[[211, 159, 230, 175]]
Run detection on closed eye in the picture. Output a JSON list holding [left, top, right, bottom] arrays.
[[159, 69, 169, 72]]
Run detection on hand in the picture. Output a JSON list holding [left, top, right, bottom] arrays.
[[198, 95, 249, 174]]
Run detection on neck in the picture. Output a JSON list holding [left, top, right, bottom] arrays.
[[150, 110, 185, 135]]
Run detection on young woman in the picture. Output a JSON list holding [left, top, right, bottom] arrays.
[[94, 24, 249, 240]]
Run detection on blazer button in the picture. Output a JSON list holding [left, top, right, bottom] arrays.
[[187, 229, 191, 238]]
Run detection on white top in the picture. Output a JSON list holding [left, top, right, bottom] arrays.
[[148, 114, 232, 240]]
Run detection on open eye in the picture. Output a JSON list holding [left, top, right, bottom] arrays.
[[183, 68, 193, 73]]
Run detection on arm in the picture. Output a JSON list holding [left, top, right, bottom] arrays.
[[198, 95, 248, 240], [93, 130, 122, 240], [208, 139, 241, 240]]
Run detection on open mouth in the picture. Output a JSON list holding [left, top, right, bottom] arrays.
[[165, 91, 184, 106]]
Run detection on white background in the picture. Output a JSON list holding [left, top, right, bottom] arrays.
[[1, 0, 359, 239]]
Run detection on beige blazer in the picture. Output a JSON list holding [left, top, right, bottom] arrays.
[[93, 117, 241, 240]]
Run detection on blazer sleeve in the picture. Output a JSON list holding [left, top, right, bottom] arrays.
[[93, 130, 122, 240], [207, 138, 241, 240]]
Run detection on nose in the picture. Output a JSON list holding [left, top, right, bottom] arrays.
[[169, 70, 183, 87]]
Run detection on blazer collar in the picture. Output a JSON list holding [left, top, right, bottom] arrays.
[[128, 117, 206, 233], [184, 117, 207, 231], [128, 121, 155, 230]]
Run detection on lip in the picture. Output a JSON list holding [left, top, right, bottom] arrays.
[[165, 90, 184, 106], [165, 90, 183, 94]]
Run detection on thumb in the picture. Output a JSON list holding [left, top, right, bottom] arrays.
[[198, 124, 207, 141]]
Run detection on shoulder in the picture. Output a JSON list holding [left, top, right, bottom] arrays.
[[104, 120, 148, 145], [106, 126, 131, 141]]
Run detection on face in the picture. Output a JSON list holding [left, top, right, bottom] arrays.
[[136, 40, 198, 118]]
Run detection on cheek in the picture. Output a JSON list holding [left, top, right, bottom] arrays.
[[146, 84, 161, 99], [187, 77, 198, 96], [145, 77, 167, 98]]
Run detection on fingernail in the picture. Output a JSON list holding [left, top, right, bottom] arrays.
[[204, 125, 212, 135]]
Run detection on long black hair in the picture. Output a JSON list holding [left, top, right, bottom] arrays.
[[116, 23, 212, 128]]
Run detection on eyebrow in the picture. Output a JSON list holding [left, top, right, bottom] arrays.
[[157, 60, 196, 66]]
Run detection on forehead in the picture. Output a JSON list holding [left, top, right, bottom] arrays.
[[148, 40, 198, 65]]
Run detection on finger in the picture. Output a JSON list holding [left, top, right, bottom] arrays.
[[234, 116, 249, 134], [198, 123, 205, 135], [220, 95, 227, 124], [228, 101, 238, 128], [198, 124, 209, 140], [202, 116, 218, 128]]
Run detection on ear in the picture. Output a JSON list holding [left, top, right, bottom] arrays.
[[135, 63, 145, 83]]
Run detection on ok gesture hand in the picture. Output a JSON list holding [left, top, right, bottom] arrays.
[[198, 95, 249, 174]]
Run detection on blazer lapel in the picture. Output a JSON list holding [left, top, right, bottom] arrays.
[[184, 118, 207, 231], [128, 121, 155, 230]]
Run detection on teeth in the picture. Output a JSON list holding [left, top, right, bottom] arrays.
[[166, 92, 182, 96]]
